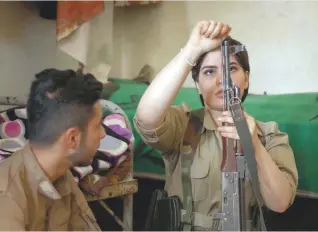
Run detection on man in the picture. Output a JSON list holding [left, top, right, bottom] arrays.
[[0, 69, 106, 230]]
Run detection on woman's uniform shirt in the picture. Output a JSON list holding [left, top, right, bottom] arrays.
[[134, 104, 298, 230]]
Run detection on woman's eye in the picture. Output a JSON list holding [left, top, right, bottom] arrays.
[[204, 70, 214, 75], [230, 66, 237, 72]]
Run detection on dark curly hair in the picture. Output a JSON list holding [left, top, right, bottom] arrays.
[[27, 69, 103, 145], [191, 36, 250, 105]]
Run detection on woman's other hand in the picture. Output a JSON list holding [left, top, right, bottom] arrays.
[[217, 110, 258, 144]]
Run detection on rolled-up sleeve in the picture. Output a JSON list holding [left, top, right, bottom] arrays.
[[133, 105, 189, 153], [262, 121, 298, 205]]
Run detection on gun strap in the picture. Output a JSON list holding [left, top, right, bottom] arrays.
[[230, 102, 267, 231], [181, 108, 205, 231]]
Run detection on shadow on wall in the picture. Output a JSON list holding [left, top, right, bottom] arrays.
[[111, 1, 190, 80]]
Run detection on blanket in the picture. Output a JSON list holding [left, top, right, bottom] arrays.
[[0, 100, 134, 194]]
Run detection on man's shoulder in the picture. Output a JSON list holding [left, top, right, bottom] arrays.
[[0, 149, 26, 193]]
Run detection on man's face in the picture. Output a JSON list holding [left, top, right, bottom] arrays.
[[69, 102, 106, 167]]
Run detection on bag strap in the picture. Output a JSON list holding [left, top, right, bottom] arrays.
[[180, 108, 205, 231], [230, 103, 267, 231]]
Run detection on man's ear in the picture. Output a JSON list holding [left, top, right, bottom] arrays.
[[63, 127, 82, 152]]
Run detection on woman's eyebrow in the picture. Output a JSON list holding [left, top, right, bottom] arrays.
[[201, 65, 218, 70]]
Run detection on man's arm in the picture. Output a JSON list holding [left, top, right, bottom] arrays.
[[0, 193, 25, 230]]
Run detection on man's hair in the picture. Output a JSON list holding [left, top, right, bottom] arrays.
[[27, 69, 103, 145]]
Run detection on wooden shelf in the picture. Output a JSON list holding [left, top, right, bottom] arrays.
[[85, 178, 138, 202], [134, 172, 165, 181], [82, 174, 138, 231]]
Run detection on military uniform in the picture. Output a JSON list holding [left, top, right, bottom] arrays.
[[0, 144, 100, 231], [134, 105, 298, 230]]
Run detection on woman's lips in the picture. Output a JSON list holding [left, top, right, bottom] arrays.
[[216, 91, 223, 98]]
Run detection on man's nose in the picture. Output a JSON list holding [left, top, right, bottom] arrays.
[[101, 127, 106, 139]]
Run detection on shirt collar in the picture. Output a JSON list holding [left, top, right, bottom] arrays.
[[201, 108, 217, 134], [23, 143, 71, 200]]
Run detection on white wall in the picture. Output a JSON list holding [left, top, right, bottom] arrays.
[[0, 1, 317, 97], [112, 1, 317, 94], [0, 1, 113, 97], [0, 2, 77, 97]]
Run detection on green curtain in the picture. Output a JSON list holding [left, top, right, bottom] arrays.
[[105, 78, 318, 196]]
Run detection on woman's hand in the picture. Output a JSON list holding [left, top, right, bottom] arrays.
[[217, 110, 296, 213], [185, 20, 232, 58], [135, 20, 231, 130], [217, 111, 259, 144]]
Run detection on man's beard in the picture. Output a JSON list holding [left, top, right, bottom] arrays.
[[68, 142, 92, 167]]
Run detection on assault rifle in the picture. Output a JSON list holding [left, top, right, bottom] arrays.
[[216, 39, 267, 231]]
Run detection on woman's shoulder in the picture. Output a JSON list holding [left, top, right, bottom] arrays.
[[255, 120, 282, 136], [255, 120, 290, 148], [171, 102, 205, 121]]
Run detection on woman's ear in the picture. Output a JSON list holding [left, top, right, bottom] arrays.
[[244, 71, 249, 89], [195, 81, 202, 94]]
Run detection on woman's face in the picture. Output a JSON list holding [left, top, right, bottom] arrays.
[[197, 49, 249, 111]]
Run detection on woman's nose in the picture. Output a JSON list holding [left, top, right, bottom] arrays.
[[216, 72, 222, 85]]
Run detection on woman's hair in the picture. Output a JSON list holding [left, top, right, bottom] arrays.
[[191, 36, 250, 103]]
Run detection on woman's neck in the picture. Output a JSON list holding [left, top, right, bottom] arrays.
[[207, 109, 223, 127]]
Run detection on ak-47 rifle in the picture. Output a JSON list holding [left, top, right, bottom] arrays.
[[217, 39, 267, 231]]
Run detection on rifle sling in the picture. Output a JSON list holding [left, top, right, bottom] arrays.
[[230, 102, 267, 231], [181, 109, 205, 231]]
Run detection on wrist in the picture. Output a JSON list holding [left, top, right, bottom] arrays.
[[182, 42, 202, 65]]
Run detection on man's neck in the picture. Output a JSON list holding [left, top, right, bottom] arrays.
[[30, 143, 69, 183]]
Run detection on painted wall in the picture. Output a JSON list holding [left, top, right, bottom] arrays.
[[0, 1, 316, 98], [112, 1, 317, 94]]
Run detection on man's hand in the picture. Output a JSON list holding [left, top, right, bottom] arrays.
[[217, 111, 259, 144]]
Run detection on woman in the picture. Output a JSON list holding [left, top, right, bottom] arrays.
[[134, 20, 298, 230]]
